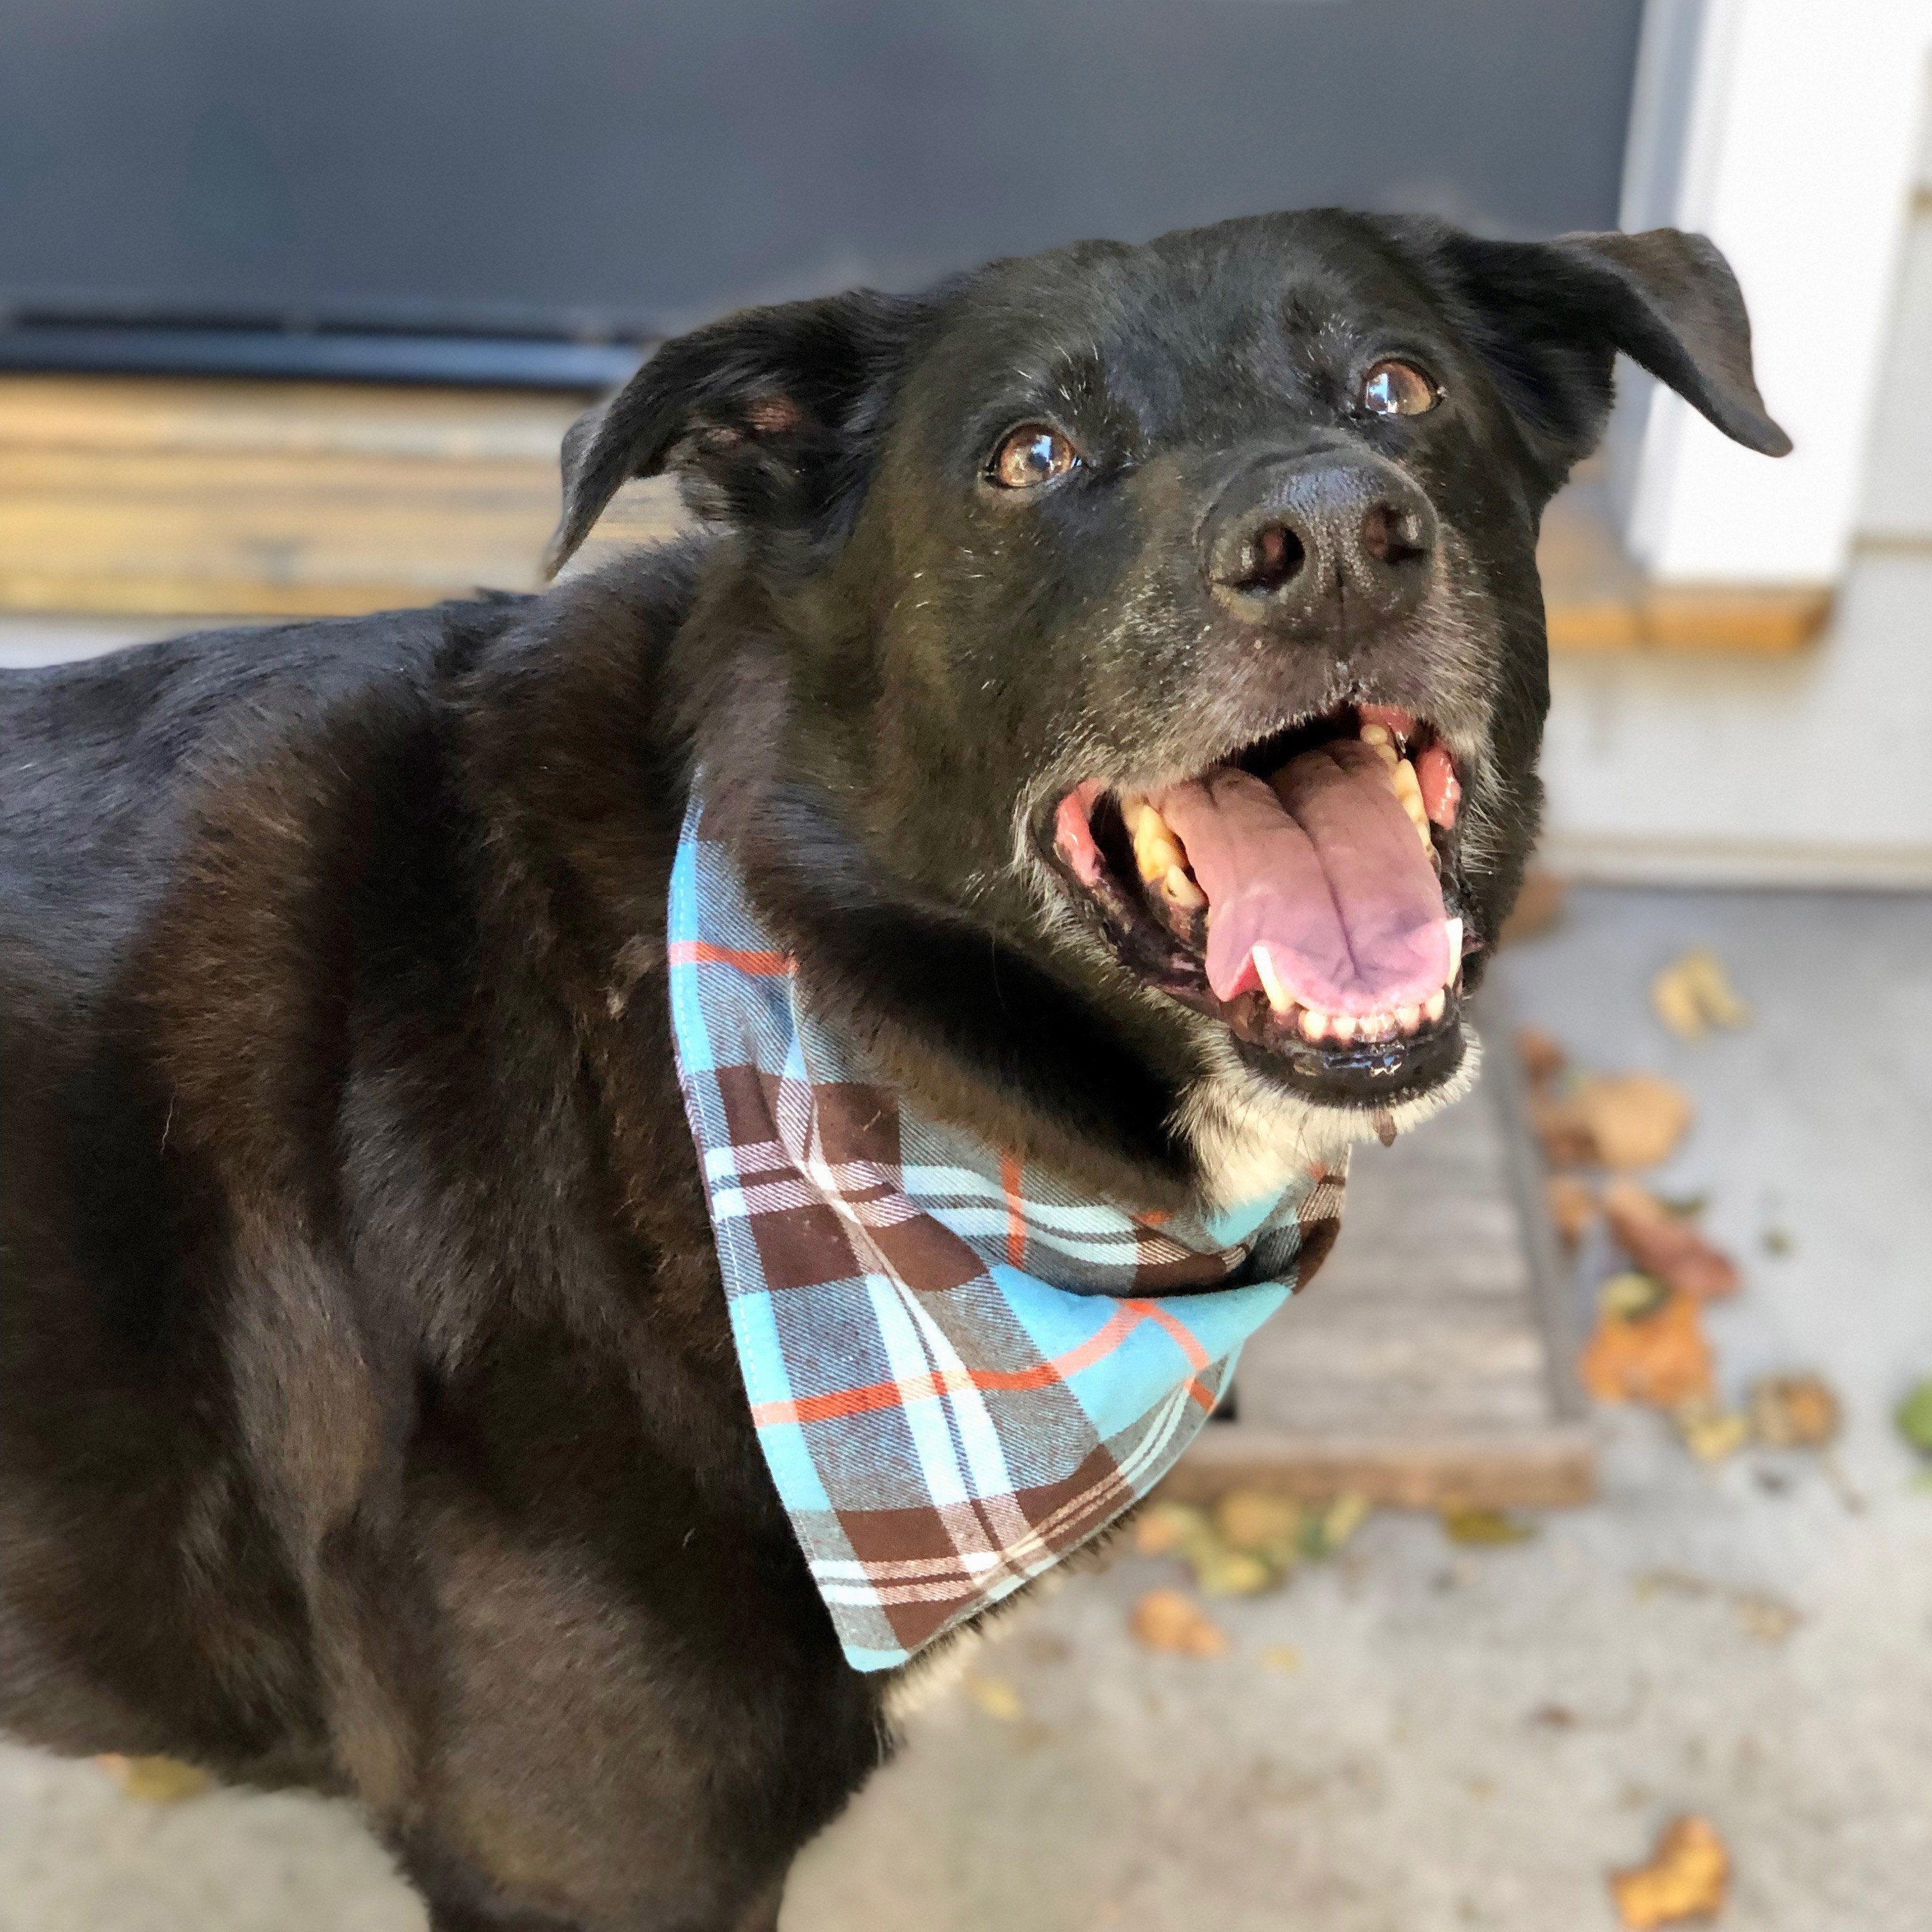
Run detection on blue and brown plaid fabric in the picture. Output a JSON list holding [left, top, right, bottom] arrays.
[[667, 792, 1347, 1670]]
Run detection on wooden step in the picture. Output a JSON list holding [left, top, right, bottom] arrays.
[[1166, 1001, 1597, 1510], [0, 374, 1832, 652]]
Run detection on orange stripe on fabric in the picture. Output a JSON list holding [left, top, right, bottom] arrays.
[[1000, 1151, 1027, 1269], [1130, 1298, 1216, 1411], [751, 1305, 1147, 1427], [666, 940, 795, 975]]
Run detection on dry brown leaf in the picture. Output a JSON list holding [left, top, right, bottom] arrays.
[[97, 1754, 214, 1804], [1133, 1500, 1207, 1558], [1673, 1397, 1751, 1463], [1748, 1374, 1841, 1448], [1652, 949, 1751, 1039], [1733, 1593, 1800, 1644], [1213, 1489, 1303, 1560], [1603, 1183, 1740, 1300], [1574, 1074, 1694, 1170], [1580, 1292, 1715, 1408], [1499, 868, 1567, 946], [1547, 1174, 1600, 1245], [1515, 1025, 1568, 1087], [963, 1674, 1026, 1722], [1129, 1588, 1230, 1658], [1532, 1092, 1600, 1169], [1609, 1814, 1730, 1928]]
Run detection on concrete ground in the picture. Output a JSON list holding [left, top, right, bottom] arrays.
[[2, 885, 1929, 1931]]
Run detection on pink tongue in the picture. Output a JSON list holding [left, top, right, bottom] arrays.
[[1152, 742, 1450, 1015]]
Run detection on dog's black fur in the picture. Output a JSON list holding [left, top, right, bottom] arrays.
[[0, 212, 1783, 1929]]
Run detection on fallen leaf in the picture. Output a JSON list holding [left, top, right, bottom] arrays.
[[1441, 1505, 1538, 1546], [1532, 1092, 1600, 1169], [1191, 1544, 1280, 1597], [1304, 1492, 1371, 1558], [96, 1754, 214, 1804], [963, 1674, 1026, 1722], [1547, 1174, 1599, 1245], [1896, 1377, 1932, 1455], [1747, 1374, 1841, 1449], [1733, 1593, 1800, 1644], [1574, 1074, 1694, 1171], [1651, 949, 1752, 1039], [1580, 1292, 1715, 1408], [1515, 1025, 1568, 1087], [1673, 1397, 1751, 1463], [1133, 1500, 1209, 1559], [1599, 1270, 1673, 1322], [1602, 1183, 1740, 1300], [1499, 868, 1567, 946], [1259, 1644, 1303, 1673], [1610, 1815, 1730, 1929], [1213, 1489, 1303, 1563], [1130, 1588, 1230, 1658]]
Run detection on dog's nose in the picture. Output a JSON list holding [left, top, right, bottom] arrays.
[[1205, 457, 1436, 632]]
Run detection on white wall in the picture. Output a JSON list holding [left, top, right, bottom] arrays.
[[1539, 6, 1932, 887]]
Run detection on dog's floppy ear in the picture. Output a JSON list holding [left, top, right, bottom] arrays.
[[545, 288, 933, 575], [1377, 220, 1791, 484]]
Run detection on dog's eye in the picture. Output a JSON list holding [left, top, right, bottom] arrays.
[[1361, 361, 1438, 418], [988, 424, 1079, 489]]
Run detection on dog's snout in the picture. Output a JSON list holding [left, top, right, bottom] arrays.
[[1206, 457, 1436, 632]]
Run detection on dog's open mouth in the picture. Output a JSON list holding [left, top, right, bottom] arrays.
[[1050, 703, 1474, 1105]]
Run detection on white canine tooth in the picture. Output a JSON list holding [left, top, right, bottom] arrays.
[[1162, 865, 1206, 910], [1300, 1008, 1329, 1041], [1395, 1003, 1420, 1032], [1445, 917, 1464, 963], [1423, 988, 1447, 1023], [1360, 723, 1392, 746], [1250, 944, 1294, 1015], [1329, 1013, 1357, 1039]]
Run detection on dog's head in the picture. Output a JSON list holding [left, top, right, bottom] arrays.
[[550, 211, 1786, 1193]]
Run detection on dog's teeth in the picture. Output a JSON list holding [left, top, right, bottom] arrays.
[[1423, 987, 1447, 1023], [1250, 944, 1295, 1015], [1126, 798, 1192, 887], [1386, 758, 1431, 848], [1162, 865, 1206, 910], [1395, 1003, 1420, 1032], [1300, 1008, 1330, 1041], [1445, 917, 1464, 963], [1360, 723, 1394, 748], [1329, 1013, 1357, 1040]]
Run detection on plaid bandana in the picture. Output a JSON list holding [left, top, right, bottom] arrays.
[[667, 791, 1346, 1670]]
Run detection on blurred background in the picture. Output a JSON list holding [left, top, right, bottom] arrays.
[[2, 3, 1930, 1929]]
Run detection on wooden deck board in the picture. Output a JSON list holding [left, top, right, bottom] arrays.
[[0, 376, 1834, 649], [1165, 1002, 1597, 1510]]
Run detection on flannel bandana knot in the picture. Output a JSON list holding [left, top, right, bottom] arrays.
[[667, 790, 1346, 1671]]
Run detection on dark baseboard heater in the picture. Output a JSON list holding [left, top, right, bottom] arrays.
[[0, 321, 645, 390]]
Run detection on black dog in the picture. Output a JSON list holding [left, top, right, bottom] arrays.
[[0, 210, 1784, 1929]]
